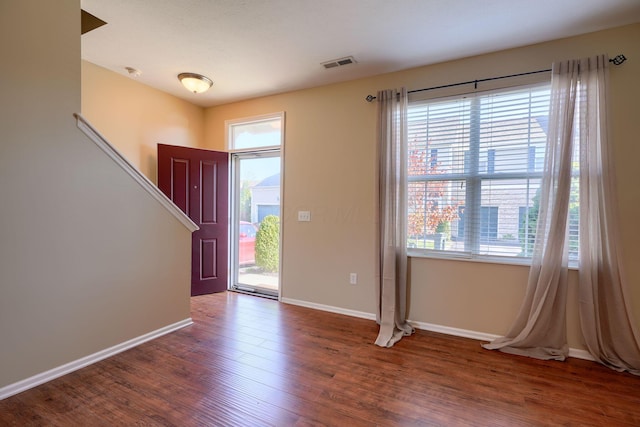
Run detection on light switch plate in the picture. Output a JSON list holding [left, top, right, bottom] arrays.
[[298, 211, 311, 222]]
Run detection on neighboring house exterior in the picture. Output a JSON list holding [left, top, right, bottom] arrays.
[[250, 173, 280, 223], [442, 116, 547, 244], [409, 103, 550, 256]]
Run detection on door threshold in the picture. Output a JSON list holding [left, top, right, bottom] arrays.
[[230, 286, 278, 300]]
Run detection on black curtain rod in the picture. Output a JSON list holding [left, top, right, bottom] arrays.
[[365, 54, 627, 102]]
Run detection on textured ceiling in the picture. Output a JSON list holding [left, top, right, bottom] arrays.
[[81, 0, 640, 107]]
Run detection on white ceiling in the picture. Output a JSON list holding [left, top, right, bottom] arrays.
[[81, 0, 640, 107]]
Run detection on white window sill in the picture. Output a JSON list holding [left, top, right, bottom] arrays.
[[407, 248, 579, 270]]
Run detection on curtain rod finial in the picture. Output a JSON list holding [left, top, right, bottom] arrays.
[[366, 94, 376, 102], [610, 54, 626, 65]]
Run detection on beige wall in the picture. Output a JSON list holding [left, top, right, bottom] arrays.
[[0, 1, 192, 389], [203, 23, 640, 351], [81, 61, 205, 183]]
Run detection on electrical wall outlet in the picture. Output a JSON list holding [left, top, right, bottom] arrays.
[[349, 273, 357, 285]]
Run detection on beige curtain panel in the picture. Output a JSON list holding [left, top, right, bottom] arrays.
[[576, 56, 640, 375], [485, 55, 640, 375], [482, 59, 577, 360], [375, 88, 415, 348]]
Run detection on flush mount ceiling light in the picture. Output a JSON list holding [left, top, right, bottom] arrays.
[[177, 72, 213, 94]]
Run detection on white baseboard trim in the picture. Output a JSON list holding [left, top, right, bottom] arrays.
[[280, 298, 595, 362], [0, 318, 193, 401], [408, 319, 595, 361], [408, 319, 501, 342], [280, 297, 377, 321], [567, 348, 596, 361]]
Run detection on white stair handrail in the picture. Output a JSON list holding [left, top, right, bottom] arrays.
[[74, 113, 198, 232]]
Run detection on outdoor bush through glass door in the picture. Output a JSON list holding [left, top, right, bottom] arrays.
[[232, 153, 281, 296]]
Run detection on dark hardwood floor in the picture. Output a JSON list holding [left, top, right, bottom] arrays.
[[2, 292, 639, 426]]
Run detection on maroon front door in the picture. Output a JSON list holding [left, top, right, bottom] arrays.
[[157, 144, 228, 295]]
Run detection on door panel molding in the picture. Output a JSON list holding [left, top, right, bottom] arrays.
[[158, 144, 228, 295]]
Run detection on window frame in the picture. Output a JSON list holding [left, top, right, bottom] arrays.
[[225, 112, 285, 152], [406, 80, 563, 266]]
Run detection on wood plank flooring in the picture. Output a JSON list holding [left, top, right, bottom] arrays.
[[1, 292, 639, 426]]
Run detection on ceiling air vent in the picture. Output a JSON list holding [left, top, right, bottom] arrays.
[[322, 56, 357, 69]]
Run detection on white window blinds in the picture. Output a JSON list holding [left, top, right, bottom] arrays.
[[407, 83, 579, 261]]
